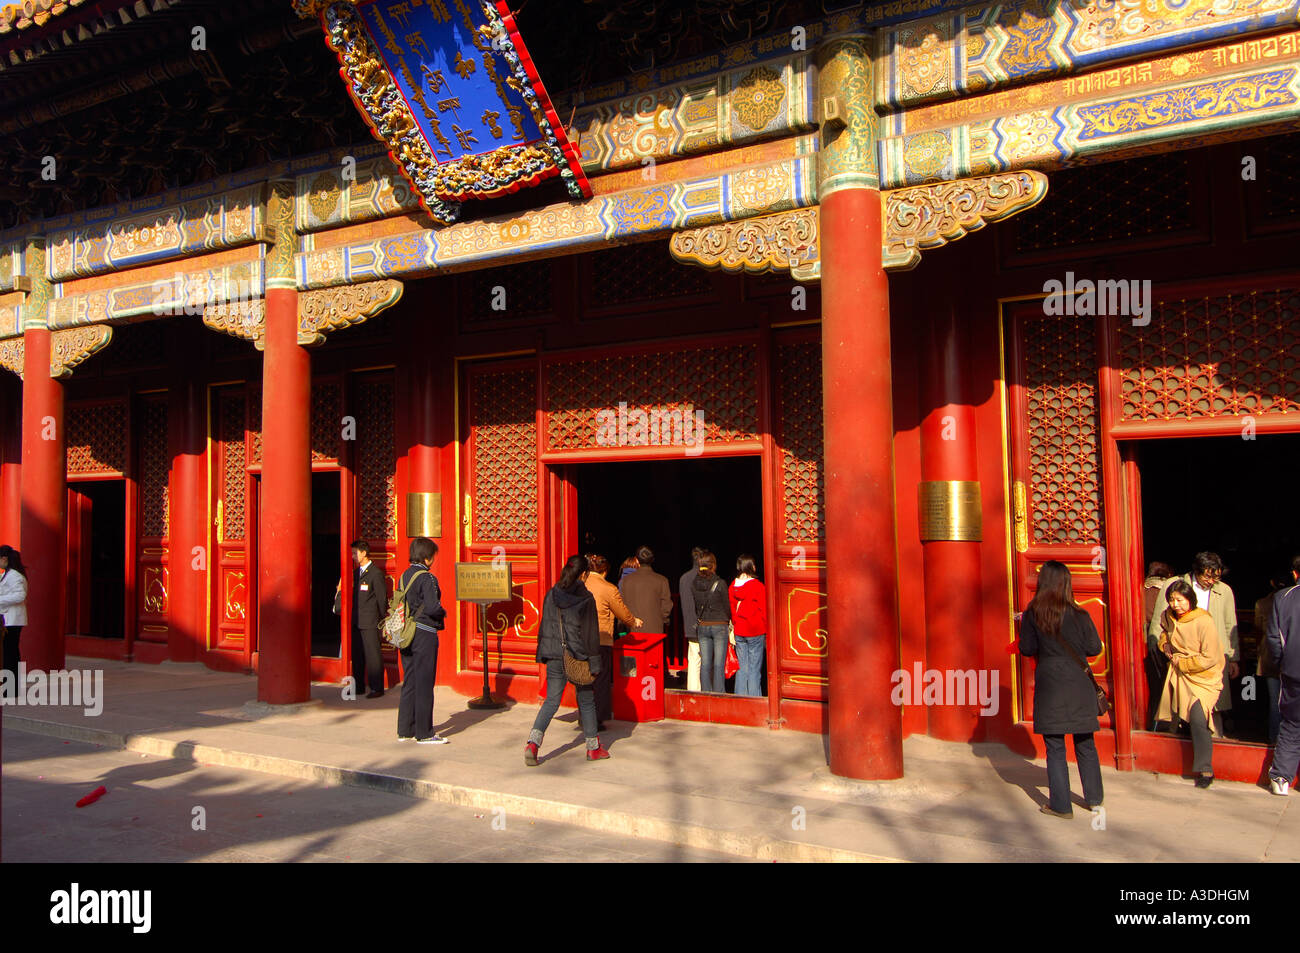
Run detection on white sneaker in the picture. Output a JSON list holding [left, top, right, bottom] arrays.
[[397, 736, 414, 742], [1269, 776, 1290, 796], [416, 734, 449, 745]]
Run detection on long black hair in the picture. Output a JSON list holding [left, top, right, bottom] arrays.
[[0, 545, 25, 578], [1027, 560, 1079, 637], [557, 554, 588, 592]]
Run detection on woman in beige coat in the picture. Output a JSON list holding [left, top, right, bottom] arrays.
[[1156, 579, 1224, 788]]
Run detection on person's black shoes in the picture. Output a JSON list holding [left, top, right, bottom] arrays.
[[1195, 774, 1214, 789], [366, 689, 384, 699], [1039, 804, 1073, 819]]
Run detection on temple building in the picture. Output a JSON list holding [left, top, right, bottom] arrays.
[[1, 0, 1298, 783]]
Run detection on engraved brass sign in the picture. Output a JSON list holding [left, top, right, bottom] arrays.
[[918, 480, 982, 541], [455, 561, 513, 604]]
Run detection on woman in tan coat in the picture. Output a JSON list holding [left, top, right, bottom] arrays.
[[1156, 579, 1224, 788]]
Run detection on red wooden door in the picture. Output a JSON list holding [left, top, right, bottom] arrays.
[[1004, 303, 1112, 728], [211, 385, 254, 667]]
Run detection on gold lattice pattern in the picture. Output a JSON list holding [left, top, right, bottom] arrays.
[[248, 385, 263, 467], [67, 401, 127, 474], [544, 344, 761, 450], [775, 339, 824, 542], [1118, 289, 1300, 420], [1255, 132, 1300, 222], [219, 392, 247, 542], [586, 241, 713, 307], [139, 396, 170, 539], [1014, 153, 1194, 252], [472, 367, 538, 543], [356, 377, 397, 543], [311, 382, 342, 462], [1022, 315, 1102, 545]]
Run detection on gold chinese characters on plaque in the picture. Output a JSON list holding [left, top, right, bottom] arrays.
[[455, 561, 513, 604], [918, 481, 982, 541]]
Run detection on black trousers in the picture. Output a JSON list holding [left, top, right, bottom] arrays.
[[1145, 640, 1169, 728], [594, 645, 613, 721], [2, 624, 20, 695], [351, 624, 385, 693], [397, 629, 439, 740], [1189, 700, 1215, 776], [1043, 733, 1104, 813]]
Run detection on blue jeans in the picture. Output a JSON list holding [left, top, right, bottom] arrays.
[[697, 624, 728, 693], [530, 658, 600, 751], [734, 634, 766, 697]]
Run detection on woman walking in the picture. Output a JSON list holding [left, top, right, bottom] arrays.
[[1156, 579, 1224, 788], [1018, 560, 1105, 818], [691, 551, 731, 693], [397, 537, 448, 745], [729, 554, 767, 697], [526, 555, 607, 765], [0, 545, 28, 691]]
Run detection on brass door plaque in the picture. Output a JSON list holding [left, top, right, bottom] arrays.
[[406, 491, 442, 538], [918, 480, 982, 541]]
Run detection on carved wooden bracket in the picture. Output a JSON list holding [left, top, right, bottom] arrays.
[[0, 325, 113, 380], [669, 170, 1048, 280], [202, 279, 404, 349], [882, 171, 1049, 270], [669, 208, 820, 281]]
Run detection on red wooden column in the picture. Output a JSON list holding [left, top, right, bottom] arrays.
[[0, 373, 21, 546], [19, 326, 67, 671], [919, 283, 985, 741], [401, 305, 442, 550], [167, 345, 206, 663], [818, 35, 904, 780], [257, 182, 311, 703]]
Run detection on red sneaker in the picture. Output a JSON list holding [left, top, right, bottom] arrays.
[[524, 742, 539, 767], [587, 746, 610, 761]]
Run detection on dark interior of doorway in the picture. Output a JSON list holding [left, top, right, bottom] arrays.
[[572, 456, 764, 692], [311, 470, 342, 658], [71, 479, 125, 638], [1135, 433, 1300, 743]]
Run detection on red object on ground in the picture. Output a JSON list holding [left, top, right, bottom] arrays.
[[75, 786, 107, 808], [612, 632, 666, 722]]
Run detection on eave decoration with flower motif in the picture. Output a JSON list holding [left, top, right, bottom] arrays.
[[202, 279, 404, 350], [292, 0, 591, 226], [668, 171, 1048, 279]]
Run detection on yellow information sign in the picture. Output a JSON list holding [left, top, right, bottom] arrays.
[[455, 562, 513, 603]]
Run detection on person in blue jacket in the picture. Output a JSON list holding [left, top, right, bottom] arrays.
[[1265, 555, 1300, 796]]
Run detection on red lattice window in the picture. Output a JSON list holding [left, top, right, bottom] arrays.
[[248, 385, 263, 468], [583, 241, 714, 309], [543, 343, 761, 451], [470, 365, 538, 543], [1022, 315, 1102, 545], [355, 375, 397, 543], [311, 381, 342, 463], [67, 401, 127, 475], [138, 395, 169, 538], [1117, 288, 1300, 421], [218, 391, 247, 542], [775, 338, 823, 542]]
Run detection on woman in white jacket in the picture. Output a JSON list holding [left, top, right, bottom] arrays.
[[0, 545, 28, 686]]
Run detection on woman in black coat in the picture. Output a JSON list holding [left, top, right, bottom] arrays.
[[1018, 560, 1105, 818], [525, 554, 607, 765]]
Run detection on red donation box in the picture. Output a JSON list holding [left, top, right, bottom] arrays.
[[612, 632, 666, 722]]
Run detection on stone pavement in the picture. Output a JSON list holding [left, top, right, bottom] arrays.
[[1, 659, 1295, 862], [1, 730, 744, 862]]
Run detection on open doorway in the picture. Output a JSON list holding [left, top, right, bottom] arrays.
[[571, 456, 764, 690], [66, 480, 126, 638], [1132, 433, 1300, 742], [311, 470, 342, 658]]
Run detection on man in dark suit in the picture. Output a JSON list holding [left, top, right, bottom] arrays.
[[348, 538, 389, 698], [621, 545, 674, 636]]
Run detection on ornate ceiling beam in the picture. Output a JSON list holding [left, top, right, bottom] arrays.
[[202, 278, 403, 349], [0, 325, 115, 380], [668, 171, 1048, 279]]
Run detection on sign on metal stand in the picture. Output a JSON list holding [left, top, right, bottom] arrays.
[[455, 561, 513, 710]]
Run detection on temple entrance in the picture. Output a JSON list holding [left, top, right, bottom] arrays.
[[310, 470, 343, 659], [66, 479, 127, 638], [570, 456, 764, 689], [1129, 432, 1300, 743]]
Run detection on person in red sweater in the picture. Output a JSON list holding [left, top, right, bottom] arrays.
[[729, 554, 768, 697]]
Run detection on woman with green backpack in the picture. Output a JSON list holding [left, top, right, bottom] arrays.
[[396, 537, 448, 745]]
